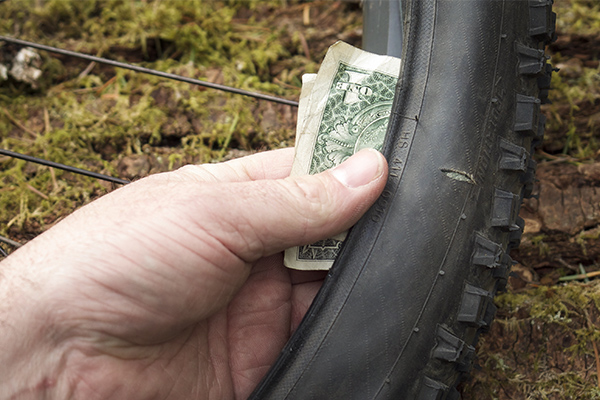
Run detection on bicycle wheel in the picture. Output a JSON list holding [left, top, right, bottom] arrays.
[[250, 0, 555, 398]]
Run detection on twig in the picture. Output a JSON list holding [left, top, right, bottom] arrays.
[[26, 184, 49, 200], [593, 341, 600, 389], [584, 308, 600, 389], [537, 149, 581, 165], [297, 30, 311, 60], [49, 165, 58, 191], [273, 78, 301, 91], [43, 107, 50, 134], [101, 81, 120, 100], [318, 1, 342, 21], [559, 270, 600, 282], [42, 147, 59, 191], [556, 257, 579, 272], [0, 234, 22, 248], [95, 76, 117, 95], [78, 61, 97, 79], [1, 107, 38, 137], [231, 24, 271, 33], [303, 4, 311, 26]]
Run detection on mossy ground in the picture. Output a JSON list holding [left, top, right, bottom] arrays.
[[1, 0, 600, 398], [464, 283, 600, 399], [0, 0, 361, 242], [543, 0, 600, 159]]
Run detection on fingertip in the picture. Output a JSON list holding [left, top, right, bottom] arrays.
[[330, 149, 387, 188]]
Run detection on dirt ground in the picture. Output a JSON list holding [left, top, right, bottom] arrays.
[[463, 7, 600, 397], [1, 0, 600, 398]]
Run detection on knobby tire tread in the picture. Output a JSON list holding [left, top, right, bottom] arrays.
[[249, 0, 556, 398]]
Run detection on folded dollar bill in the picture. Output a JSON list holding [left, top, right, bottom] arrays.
[[294, 73, 316, 148], [284, 41, 401, 270]]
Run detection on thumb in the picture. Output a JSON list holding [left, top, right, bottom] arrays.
[[214, 148, 388, 262]]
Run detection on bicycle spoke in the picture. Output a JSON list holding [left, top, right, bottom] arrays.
[[0, 234, 22, 248], [0, 234, 20, 259], [0, 148, 130, 185], [1, 9, 301, 250], [0, 36, 300, 108]]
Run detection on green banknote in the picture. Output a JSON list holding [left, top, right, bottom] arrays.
[[284, 41, 401, 270]]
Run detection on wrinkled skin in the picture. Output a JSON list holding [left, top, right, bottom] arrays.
[[0, 148, 387, 399]]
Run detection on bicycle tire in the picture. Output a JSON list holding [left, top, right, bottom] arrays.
[[249, 0, 555, 398]]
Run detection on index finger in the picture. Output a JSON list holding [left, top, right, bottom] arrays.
[[168, 147, 296, 183]]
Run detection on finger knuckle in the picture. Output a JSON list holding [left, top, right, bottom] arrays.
[[284, 178, 333, 221]]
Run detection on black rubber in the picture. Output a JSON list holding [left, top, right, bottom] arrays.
[[249, 0, 555, 398]]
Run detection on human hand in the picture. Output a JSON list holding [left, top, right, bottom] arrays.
[[0, 147, 387, 399]]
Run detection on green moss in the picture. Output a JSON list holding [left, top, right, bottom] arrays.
[[466, 283, 600, 399], [0, 0, 367, 241], [556, 0, 600, 36], [0, 0, 324, 239], [530, 234, 551, 256]]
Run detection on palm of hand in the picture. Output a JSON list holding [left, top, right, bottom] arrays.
[[63, 253, 323, 400]]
